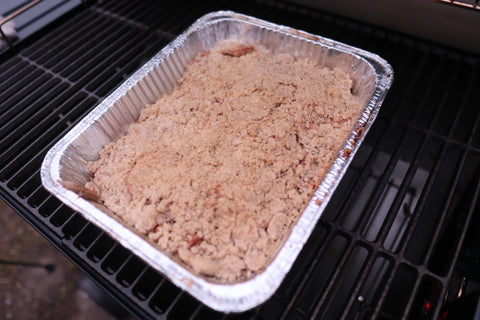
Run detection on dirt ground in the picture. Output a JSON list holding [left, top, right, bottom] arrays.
[[0, 200, 132, 320]]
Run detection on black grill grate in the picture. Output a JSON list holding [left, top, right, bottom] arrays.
[[1, 0, 480, 319]]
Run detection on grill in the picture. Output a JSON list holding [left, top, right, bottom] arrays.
[[1, 0, 480, 319]]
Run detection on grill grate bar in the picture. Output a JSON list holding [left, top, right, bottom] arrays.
[[93, 237, 120, 266], [325, 120, 389, 225], [393, 271, 423, 320], [362, 254, 400, 319], [20, 7, 92, 57], [0, 56, 24, 75], [0, 76, 65, 142], [354, 125, 407, 236], [338, 251, 378, 320], [307, 239, 354, 319], [53, 22, 131, 76], [65, 26, 144, 80], [17, 54, 78, 85], [372, 127, 426, 246], [0, 92, 94, 180], [71, 220, 98, 250], [79, 227, 105, 253], [26, 185, 49, 208], [0, 59, 30, 89], [443, 156, 480, 275], [428, 172, 480, 320], [277, 225, 338, 320], [420, 147, 468, 268], [51, 204, 75, 226], [79, 33, 168, 96], [146, 276, 176, 316], [427, 60, 462, 133], [425, 151, 474, 265], [400, 141, 460, 268], [93, 5, 151, 31], [122, 261, 148, 290], [273, 226, 329, 302], [0, 67, 44, 114], [52, 26, 138, 77], [395, 145, 445, 260], [397, 255, 453, 318], [26, 11, 106, 65], [308, 241, 365, 319]]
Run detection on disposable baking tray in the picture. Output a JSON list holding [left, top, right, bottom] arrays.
[[41, 11, 393, 312]]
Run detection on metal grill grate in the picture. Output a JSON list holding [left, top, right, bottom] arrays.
[[1, 0, 480, 319]]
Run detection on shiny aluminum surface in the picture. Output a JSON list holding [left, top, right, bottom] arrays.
[[41, 11, 393, 312]]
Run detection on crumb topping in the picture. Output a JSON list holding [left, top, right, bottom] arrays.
[[87, 40, 362, 282]]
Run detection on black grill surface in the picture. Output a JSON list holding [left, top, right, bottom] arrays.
[[1, 1, 480, 319]]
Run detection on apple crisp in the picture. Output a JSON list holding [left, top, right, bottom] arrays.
[[86, 40, 362, 282]]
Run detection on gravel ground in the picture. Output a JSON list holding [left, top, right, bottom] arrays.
[[0, 200, 131, 320]]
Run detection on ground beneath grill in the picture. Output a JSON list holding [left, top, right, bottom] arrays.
[[0, 200, 130, 320]]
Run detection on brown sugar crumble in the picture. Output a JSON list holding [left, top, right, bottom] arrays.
[[86, 40, 362, 282]]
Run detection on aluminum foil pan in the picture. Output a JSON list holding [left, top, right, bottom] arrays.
[[41, 11, 393, 312]]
